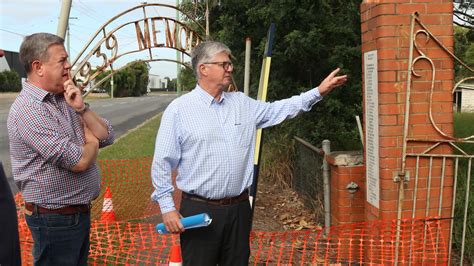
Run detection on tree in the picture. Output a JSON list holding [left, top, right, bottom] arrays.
[[93, 61, 149, 97], [167, 78, 177, 90], [128, 61, 149, 96], [0, 72, 6, 92], [0, 70, 21, 92], [454, 26, 474, 81], [178, 65, 197, 91], [192, 0, 363, 150]]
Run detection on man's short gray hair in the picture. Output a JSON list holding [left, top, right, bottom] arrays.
[[191, 41, 231, 78], [19, 33, 64, 73]]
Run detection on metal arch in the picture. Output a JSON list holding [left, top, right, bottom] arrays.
[[72, 16, 203, 73], [69, 3, 206, 94], [82, 59, 192, 97], [71, 3, 205, 67]]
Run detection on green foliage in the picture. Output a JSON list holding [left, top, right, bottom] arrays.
[[164, 77, 175, 90], [0, 72, 6, 91], [168, 77, 177, 90], [201, 0, 363, 151], [0, 70, 21, 92], [178, 0, 363, 193], [260, 131, 295, 188], [129, 62, 149, 96], [94, 70, 111, 92], [453, 112, 474, 263], [454, 26, 474, 81], [178, 66, 197, 91], [93, 61, 149, 97]]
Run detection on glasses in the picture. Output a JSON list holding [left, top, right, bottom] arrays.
[[203, 61, 233, 71]]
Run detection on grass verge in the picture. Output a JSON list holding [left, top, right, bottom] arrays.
[[92, 113, 163, 222], [453, 112, 474, 263], [98, 114, 162, 160]]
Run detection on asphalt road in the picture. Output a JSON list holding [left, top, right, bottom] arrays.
[[0, 92, 177, 193]]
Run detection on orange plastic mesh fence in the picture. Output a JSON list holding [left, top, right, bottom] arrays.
[[92, 158, 166, 222], [16, 193, 449, 265], [89, 221, 179, 265], [249, 218, 450, 265], [14, 158, 450, 264]]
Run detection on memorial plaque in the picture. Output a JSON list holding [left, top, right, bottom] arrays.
[[364, 50, 380, 208]]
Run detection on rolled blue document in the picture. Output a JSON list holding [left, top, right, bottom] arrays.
[[155, 213, 212, 234]]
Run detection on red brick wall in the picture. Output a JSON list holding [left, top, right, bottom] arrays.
[[326, 153, 365, 226], [360, 0, 454, 222], [330, 164, 366, 225]]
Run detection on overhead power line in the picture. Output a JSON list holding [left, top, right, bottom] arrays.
[[0, 28, 27, 37]]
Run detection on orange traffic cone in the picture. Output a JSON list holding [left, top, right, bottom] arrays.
[[100, 186, 116, 222], [169, 245, 182, 265]]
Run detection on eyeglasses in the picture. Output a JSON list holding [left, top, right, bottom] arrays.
[[203, 61, 233, 71]]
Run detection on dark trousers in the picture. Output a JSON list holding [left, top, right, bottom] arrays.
[[179, 197, 252, 266], [25, 212, 91, 266], [0, 162, 21, 266]]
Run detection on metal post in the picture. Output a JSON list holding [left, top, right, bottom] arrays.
[[110, 74, 114, 99], [355, 115, 364, 149], [322, 140, 331, 230], [176, 0, 181, 95], [57, 0, 72, 38], [205, 0, 209, 37], [244, 37, 251, 96]]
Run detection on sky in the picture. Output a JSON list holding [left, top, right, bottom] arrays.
[[0, 0, 195, 78]]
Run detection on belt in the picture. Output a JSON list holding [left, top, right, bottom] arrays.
[[182, 191, 249, 206], [24, 202, 91, 215]]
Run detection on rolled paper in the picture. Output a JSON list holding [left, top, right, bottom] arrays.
[[155, 213, 212, 234]]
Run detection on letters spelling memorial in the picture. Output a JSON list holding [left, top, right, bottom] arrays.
[[74, 15, 203, 91], [135, 18, 202, 53]]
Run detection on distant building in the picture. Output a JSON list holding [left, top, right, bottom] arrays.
[[148, 74, 170, 92], [454, 82, 474, 112], [0, 49, 26, 80]]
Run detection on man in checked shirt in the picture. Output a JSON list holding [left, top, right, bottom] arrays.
[[151, 41, 347, 265], [7, 33, 114, 265]]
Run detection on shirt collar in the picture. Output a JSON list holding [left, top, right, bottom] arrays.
[[194, 84, 226, 106], [22, 80, 53, 102]]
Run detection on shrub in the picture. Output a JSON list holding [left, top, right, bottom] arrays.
[[93, 61, 149, 97], [0, 70, 21, 92]]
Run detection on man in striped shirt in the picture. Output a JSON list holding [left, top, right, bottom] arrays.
[[151, 41, 347, 265], [7, 33, 114, 265]]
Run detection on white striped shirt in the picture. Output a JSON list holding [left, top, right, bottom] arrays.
[[151, 84, 322, 213]]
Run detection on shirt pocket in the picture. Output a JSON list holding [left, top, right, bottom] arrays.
[[234, 123, 253, 147]]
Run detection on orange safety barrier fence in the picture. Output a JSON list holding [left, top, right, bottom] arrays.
[[92, 158, 174, 222], [16, 193, 449, 265], [249, 218, 450, 265], [14, 158, 451, 264]]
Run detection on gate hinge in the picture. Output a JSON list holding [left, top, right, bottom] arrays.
[[393, 171, 410, 183]]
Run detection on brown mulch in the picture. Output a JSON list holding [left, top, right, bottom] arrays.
[[169, 170, 319, 231], [252, 180, 321, 232]]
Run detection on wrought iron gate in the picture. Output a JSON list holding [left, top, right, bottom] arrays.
[[396, 12, 474, 265]]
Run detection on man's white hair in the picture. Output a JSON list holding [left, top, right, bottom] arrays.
[[191, 41, 232, 78]]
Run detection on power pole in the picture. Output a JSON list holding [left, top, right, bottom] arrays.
[[66, 17, 78, 58], [110, 74, 114, 99], [244, 37, 251, 96], [57, 0, 72, 38]]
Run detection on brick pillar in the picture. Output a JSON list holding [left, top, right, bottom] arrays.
[[326, 151, 365, 226], [360, 0, 454, 223]]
